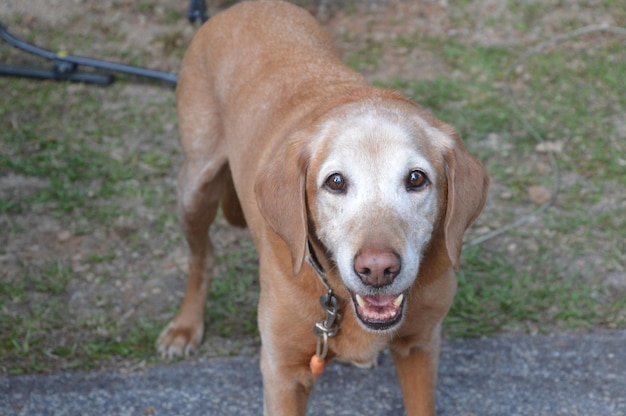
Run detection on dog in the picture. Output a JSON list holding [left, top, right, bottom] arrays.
[[156, 1, 489, 415]]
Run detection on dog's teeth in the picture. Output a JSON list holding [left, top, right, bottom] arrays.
[[393, 294, 404, 307], [355, 294, 366, 307]]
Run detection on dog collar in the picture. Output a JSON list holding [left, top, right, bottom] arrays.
[[306, 239, 327, 280], [306, 239, 340, 378]]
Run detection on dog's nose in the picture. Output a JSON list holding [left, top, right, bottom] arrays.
[[354, 247, 401, 288]]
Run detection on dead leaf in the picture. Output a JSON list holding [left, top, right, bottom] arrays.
[[535, 141, 564, 153], [57, 231, 73, 243], [536, 162, 552, 175], [528, 186, 551, 205]]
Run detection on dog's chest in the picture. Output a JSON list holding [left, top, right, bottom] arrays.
[[329, 318, 390, 368]]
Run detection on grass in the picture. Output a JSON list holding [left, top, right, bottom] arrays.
[[0, 81, 156, 216], [3, 255, 211, 375], [446, 246, 623, 338], [205, 248, 260, 338], [1, 0, 625, 374], [0, 22, 180, 373]]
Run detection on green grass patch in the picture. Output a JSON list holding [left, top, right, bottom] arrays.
[[0, 260, 165, 375], [205, 247, 260, 338], [0, 79, 177, 219], [0, 9, 181, 375], [0, 82, 134, 216], [510, 45, 626, 183], [446, 247, 618, 338], [1, 261, 73, 374]]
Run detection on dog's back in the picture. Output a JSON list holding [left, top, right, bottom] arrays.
[[177, 0, 370, 230], [180, 1, 366, 139]]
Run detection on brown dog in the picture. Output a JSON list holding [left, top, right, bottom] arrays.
[[157, 1, 488, 414]]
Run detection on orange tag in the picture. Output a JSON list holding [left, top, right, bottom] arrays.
[[309, 354, 325, 378]]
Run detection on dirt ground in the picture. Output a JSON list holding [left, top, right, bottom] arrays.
[[1, 0, 625, 373]]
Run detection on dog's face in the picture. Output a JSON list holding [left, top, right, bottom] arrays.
[[255, 93, 488, 333], [306, 104, 448, 331]]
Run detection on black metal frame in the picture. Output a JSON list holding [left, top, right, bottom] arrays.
[[0, 0, 209, 86]]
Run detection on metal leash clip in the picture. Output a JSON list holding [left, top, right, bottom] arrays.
[[313, 290, 340, 361]]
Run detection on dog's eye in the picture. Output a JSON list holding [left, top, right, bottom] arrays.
[[406, 170, 429, 191], [324, 173, 347, 193]]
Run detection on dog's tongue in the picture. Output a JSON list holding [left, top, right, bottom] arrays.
[[356, 293, 405, 310], [355, 292, 404, 323], [362, 294, 397, 307]]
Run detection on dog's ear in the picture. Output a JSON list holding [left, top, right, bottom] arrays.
[[443, 134, 489, 270], [254, 136, 309, 276]]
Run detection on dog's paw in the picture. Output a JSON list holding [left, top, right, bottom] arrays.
[[156, 320, 204, 359]]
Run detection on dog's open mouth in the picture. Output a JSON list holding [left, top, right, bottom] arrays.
[[350, 291, 406, 331]]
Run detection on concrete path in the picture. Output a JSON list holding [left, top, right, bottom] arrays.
[[2, 330, 625, 415]]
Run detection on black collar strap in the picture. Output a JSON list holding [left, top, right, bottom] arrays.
[[305, 239, 332, 290]]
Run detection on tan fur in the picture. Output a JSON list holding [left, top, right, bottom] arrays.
[[157, 2, 488, 415]]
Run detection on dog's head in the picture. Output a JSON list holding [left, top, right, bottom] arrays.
[[255, 90, 488, 332]]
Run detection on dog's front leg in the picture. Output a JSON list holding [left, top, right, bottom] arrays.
[[391, 334, 441, 416], [258, 297, 314, 416], [260, 345, 313, 416]]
